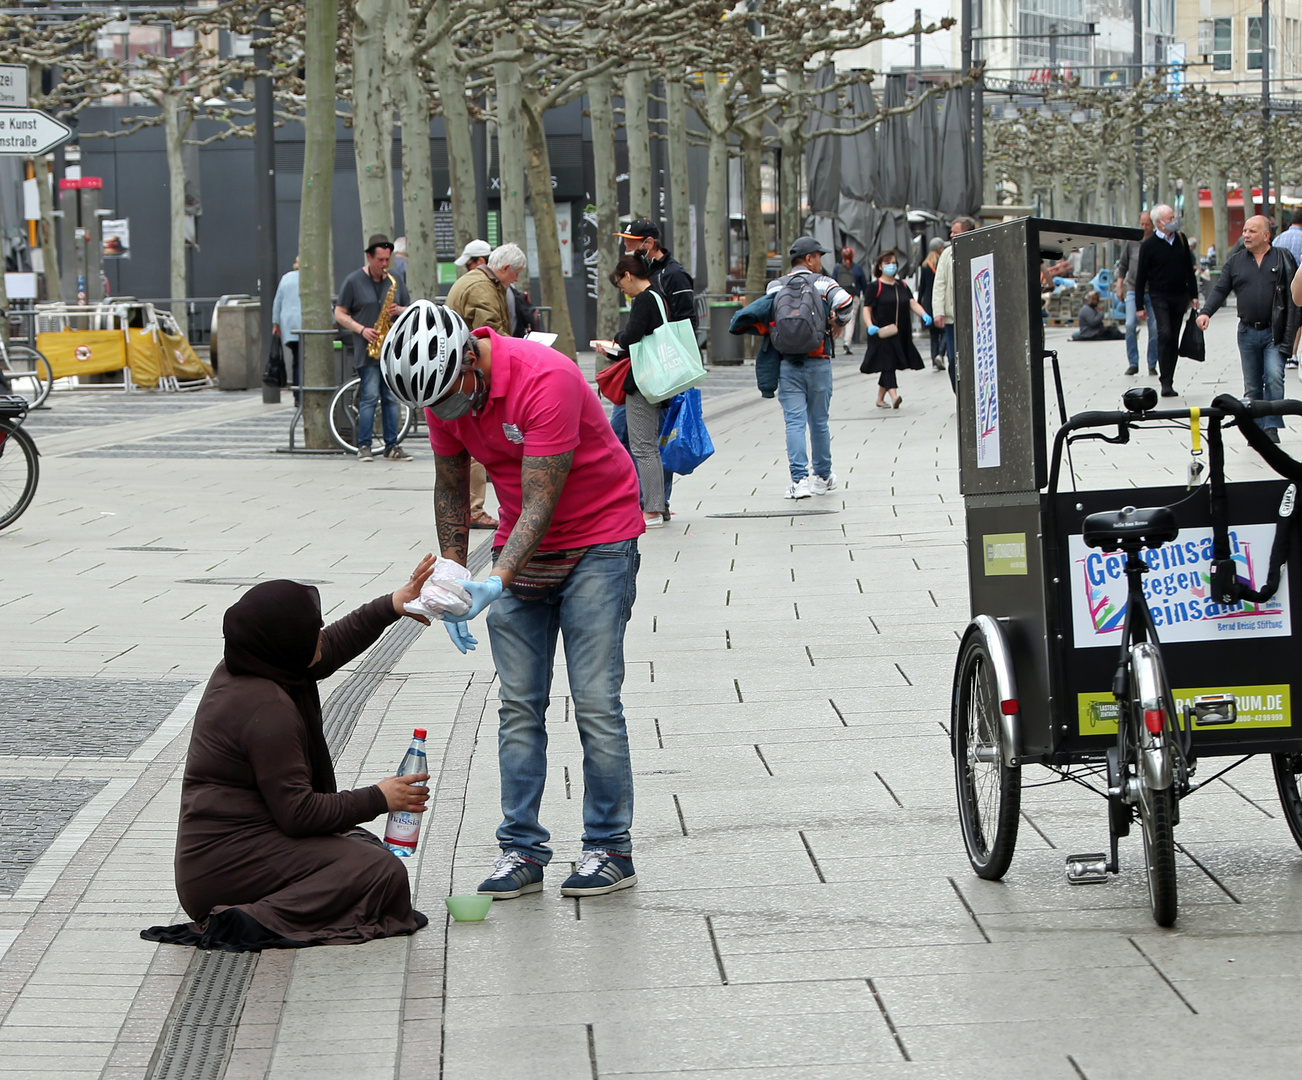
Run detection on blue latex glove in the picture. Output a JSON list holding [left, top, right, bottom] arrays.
[[866, 324, 880, 336], [445, 621, 478, 653], [921, 312, 933, 326], [442, 575, 503, 623]]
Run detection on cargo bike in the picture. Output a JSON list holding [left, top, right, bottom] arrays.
[[950, 218, 1302, 927]]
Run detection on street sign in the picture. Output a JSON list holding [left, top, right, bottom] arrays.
[[0, 108, 71, 156], [0, 65, 28, 108]]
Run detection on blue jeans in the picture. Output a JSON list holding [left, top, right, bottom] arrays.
[[1125, 291, 1158, 372], [1238, 324, 1285, 432], [486, 540, 640, 861], [610, 403, 673, 508], [354, 363, 399, 450], [777, 357, 832, 482]]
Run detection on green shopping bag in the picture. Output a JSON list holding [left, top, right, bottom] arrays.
[[629, 290, 707, 404]]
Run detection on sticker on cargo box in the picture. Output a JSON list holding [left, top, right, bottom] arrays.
[[1076, 683, 1291, 736], [983, 532, 1027, 576]]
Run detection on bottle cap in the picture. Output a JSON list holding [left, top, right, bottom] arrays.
[[413, 728, 426, 740]]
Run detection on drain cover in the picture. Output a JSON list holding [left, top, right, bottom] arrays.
[[112, 546, 187, 552], [177, 577, 331, 586], [706, 509, 839, 518]]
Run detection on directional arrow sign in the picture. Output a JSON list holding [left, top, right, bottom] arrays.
[[0, 109, 72, 156]]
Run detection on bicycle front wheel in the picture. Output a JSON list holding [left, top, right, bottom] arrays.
[[2, 346, 53, 409], [953, 632, 1021, 879], [328, 377, 416, 454], [1271, 753, 1302, 851], [0, 419, 39, 530]]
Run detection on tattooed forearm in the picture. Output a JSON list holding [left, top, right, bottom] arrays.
[[495, 450, 573, 586], [433, 451, 472, 564]]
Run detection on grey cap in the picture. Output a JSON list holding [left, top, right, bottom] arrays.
[[789, 236, 828, 259]]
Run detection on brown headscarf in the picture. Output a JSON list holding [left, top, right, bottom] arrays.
[[222, 580, 336, 794]]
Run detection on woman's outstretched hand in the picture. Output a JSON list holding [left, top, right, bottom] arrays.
[[378, 773, 431, 813], [392, 553, 437, 623]]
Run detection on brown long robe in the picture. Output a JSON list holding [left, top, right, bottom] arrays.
[[173, 594, 423, 946]]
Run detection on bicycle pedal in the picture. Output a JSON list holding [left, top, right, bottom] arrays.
[[1192, 694, 1237, 726], [1065, 853, 1110, 885]]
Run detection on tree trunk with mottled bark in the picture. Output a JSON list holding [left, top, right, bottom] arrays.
[[665, 77, 691, 271], [588, 64, 620, 339], [391, 43, 437, 300], [702, 75, 729, 296], [1210, 163, 1230, 264], [494, 33, 527, 247], [624, 67, 651, 219], [351, 0, 394, 241], [301, 0, 338, 448], [433, 11, 477, 258], [522, 90, 576, 359], [162, 93, 190, 339]]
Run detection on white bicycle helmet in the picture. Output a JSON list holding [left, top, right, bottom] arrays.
[[380, 298, 471, 408]]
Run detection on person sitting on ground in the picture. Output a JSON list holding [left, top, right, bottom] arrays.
[[1072, 290, 1123, 341], [596, 254, 675, 529], [142, 560, 437, 951]]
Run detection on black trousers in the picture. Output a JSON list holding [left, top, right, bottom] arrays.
[[1148, 294, 1188, 390]]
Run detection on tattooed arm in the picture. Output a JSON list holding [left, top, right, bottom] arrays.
[[494, 450, 574, 588], [433, 450, 472, 565]]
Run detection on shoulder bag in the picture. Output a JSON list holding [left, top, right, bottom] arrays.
[[629, 290, 707, 404]]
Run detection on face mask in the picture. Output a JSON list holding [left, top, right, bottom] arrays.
[[430, 366, 486, 421], [882, 263, 898, 277]]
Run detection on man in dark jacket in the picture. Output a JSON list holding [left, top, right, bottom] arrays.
[[615, 219, 697, 332], [1134, 203, 1199, 397], [1196, 215, 1300, 443]]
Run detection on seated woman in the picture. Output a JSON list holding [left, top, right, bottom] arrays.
[[1072, 290, 1124, 341], [143, 558, 436, 951], [597, 254, 674, 530]]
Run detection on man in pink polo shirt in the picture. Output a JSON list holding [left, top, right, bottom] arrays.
[[379, 301, 644, 900]]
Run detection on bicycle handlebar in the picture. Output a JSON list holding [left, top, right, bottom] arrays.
[[1061, 398, 1302, 435]]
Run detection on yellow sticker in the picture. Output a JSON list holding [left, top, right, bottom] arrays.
[[982, 532, 1028, 576], [1077, 684, 1291, 736]]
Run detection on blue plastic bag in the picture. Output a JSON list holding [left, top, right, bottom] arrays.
[[658, 388, 714, 475]]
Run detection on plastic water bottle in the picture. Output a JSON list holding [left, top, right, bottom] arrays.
[[383, 728, 428, 857]]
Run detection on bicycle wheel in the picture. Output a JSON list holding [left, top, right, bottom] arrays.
[[2, 346, 53, 409], [1271, 753, 1302, 851], [1137, 779, 1178, 926], [953, 632, 1021, 879], [328, 377, 415, 453], [0, 419, 39, 530]]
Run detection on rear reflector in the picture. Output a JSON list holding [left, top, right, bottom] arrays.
[[1000, 699, 1019, 715], [1144, 708, 1165, 734]]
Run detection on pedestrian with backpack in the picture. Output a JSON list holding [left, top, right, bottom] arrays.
[[767, 236, 854, 500], [860, 248, 931, 409]]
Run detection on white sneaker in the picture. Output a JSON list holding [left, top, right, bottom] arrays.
[[809, 472, 838, 495], [784, 478, 812, 499]]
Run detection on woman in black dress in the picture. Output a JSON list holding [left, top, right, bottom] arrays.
[[860, 248, 932, 409]]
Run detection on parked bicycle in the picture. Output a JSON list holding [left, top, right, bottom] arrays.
[[327, 375, 418, 454], [0, 321, 53, 409], [0, 396, 39, 530]]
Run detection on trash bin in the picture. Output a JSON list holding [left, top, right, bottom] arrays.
[[707, 299, 744, 365], [213, 297, 262, 390]]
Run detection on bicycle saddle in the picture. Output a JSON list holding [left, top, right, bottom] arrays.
[[1081, 505, 1179, 551]]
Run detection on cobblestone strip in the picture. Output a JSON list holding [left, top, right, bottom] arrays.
[[0, 732, 189, 1027], [100, 940, 195, 1080], [398, 670, 493, 1080]]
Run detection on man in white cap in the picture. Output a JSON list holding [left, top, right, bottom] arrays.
[[454, 239, 492, 273]]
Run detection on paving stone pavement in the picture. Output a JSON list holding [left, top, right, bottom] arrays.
[[3, 318, 1302, 1079]]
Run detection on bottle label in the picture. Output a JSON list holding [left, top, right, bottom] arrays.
[[384, 811, 421, 849]]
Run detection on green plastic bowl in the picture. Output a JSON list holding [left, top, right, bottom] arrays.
[[444, 894, 492, 922]]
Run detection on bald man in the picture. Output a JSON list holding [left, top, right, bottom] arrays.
[[1134, 203, 1198, 396], [1199, 215, 1300, 442]]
